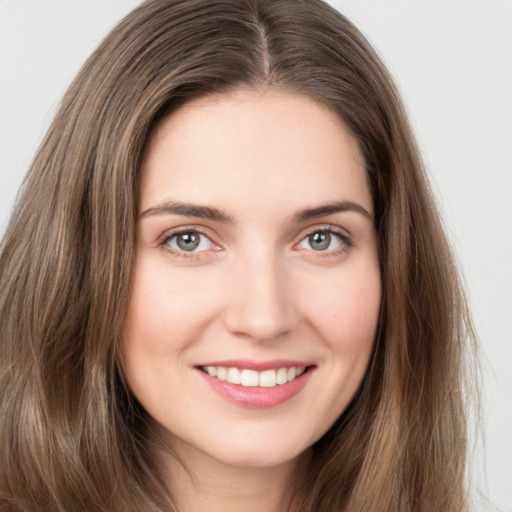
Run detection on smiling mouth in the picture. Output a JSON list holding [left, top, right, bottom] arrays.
[[199, 366, 310, 388]]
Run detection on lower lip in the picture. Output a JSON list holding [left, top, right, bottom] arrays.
[[196, 368, 313, 408]]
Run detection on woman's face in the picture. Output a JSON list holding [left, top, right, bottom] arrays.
[[122, 90, 381, 471]]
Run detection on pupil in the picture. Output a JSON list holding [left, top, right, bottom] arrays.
[[309, 232, 330, 251], [177, 232, 200, 251]]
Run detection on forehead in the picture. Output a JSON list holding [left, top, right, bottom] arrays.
[[139, 89, 372, 217]]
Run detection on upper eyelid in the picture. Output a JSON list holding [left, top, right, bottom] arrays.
[[298, 223, 351, 239], [159, 225, 218, 244], [159, 228, 220, 259], [294, 225, 353, 252]]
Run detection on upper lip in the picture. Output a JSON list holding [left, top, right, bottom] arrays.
[[195, 359, 314, 371]]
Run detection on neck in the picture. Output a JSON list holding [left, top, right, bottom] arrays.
[[148, 432, 308, 512]]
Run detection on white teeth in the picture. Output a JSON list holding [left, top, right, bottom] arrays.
[[227, 367, 241, 385], [287, 367, 297, 381], [276, 367, 288, 385], [240, 369, 259, 387], [259, 369, 277, 387], [202, 365, 307, 387]]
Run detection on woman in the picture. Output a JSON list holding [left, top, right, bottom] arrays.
[[0, 0, 477, 511]]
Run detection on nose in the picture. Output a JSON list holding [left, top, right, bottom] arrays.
[[223, 250, 297, 342]]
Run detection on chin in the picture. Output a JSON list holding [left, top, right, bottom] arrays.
[[197, 426, 316, 470], [210, 448, 309, 472]]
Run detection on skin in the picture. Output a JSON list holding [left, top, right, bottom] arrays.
[[122, 89, 381, 512]]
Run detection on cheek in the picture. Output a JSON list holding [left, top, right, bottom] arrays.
[[120, 263, 205, 409], [121, 264, 193, 391], [302, 263, 381, 351], [124, 259, 217, 349], [285, 262, 381, 444]]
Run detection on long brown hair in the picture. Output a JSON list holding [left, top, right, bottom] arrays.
[[0, 0, 476, 510]]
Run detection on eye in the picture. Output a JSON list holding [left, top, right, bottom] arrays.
[[165, 230, 214, 253], [297, 229, 345, 252]]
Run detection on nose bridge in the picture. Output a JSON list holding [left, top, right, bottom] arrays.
[[224, 244, 296, 342]]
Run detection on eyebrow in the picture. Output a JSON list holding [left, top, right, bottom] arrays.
[[140, 200, 372, 223], [292, 201, 373, 223], [140, 201, 234, 222]]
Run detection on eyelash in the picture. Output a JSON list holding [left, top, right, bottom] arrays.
[[298, 225, 352, 251], [159, 225, 352, 259], [159, 227, 219, 260]]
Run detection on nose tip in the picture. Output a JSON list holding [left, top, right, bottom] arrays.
[[223, 258, 296, 342], [228, 304, 292, 342]]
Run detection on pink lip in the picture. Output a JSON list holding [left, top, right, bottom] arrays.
[[195, 363, 314, 409], [195, 359, 312, 371]]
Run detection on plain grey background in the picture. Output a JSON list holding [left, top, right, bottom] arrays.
[[0, 1, 511, 510]]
